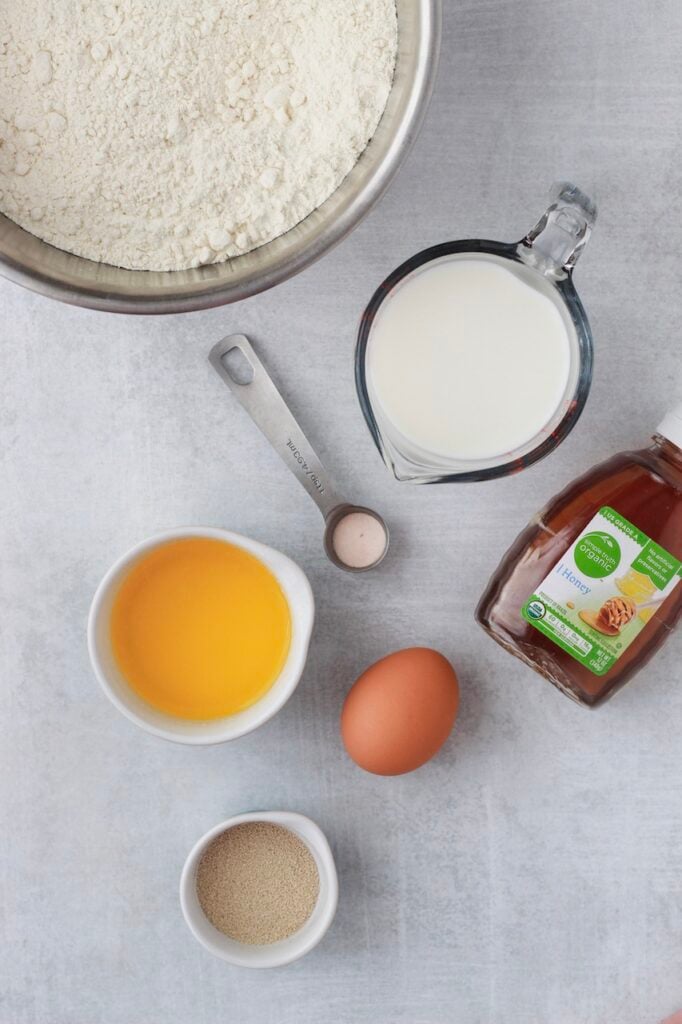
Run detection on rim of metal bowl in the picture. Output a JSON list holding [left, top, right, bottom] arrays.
[[0, 1, 441, 315]]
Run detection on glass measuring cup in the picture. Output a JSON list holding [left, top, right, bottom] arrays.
[[355, 182, 596, 483]]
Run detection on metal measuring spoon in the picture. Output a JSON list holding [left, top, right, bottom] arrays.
[[209, 335, 389, 573]]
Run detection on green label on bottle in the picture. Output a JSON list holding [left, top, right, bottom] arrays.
[[521, 507, 681, 676]]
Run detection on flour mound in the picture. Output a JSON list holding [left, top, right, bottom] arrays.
[[0, 1, 397, 271]]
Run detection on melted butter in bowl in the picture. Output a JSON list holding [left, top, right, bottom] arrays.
[[88, 527, 314, 744], [110, 537, 292, 720]]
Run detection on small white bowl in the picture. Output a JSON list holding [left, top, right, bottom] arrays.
[[180, 811, 338, 968], [87, 527, 314, 745]]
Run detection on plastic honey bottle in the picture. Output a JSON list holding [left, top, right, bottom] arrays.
[[476, 406, 682, 707]]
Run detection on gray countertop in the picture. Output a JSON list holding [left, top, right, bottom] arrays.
[[1, 1, 681, 1022]]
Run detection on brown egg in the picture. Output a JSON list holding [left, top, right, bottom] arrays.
[[340, 647, 460, 776]]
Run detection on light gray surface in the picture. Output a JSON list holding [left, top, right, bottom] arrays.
[[1, 1, 681, 1022]]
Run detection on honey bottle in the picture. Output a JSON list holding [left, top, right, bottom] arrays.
[[476, 406, 682, 707]]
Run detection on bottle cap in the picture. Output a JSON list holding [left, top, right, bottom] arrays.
[[656, 403, 682, 448]]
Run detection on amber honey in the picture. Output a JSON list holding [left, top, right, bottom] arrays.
[[476, 427, 682, 707]]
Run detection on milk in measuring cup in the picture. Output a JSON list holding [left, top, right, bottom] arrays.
[[366, 256, 574, 462]]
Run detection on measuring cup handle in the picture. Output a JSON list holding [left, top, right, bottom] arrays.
[[210, 334, 345, 520], [518, 182, 597, 280]]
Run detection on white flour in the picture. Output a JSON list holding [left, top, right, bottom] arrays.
[[0, 1, 397, 271]]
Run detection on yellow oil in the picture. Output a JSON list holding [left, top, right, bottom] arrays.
[[110, 537, 291, 720]]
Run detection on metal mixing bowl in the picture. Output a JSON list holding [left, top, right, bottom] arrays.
[[0, 1, 440, 315]]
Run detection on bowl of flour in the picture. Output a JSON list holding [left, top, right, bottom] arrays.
[[0, 0, 439, 313]]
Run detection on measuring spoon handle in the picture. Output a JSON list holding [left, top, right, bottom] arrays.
[[210, 334, 345, 520]]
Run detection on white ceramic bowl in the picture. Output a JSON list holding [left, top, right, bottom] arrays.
[[87, 527, 314, 745], [180, 811, 338, 968]]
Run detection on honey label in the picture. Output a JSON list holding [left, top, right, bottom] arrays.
[[522, 506, 682, 676]]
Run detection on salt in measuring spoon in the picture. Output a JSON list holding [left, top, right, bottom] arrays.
[[209, 335, 389, 573]]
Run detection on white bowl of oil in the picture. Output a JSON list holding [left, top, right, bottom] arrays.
[[87, 527, 314, 745]]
